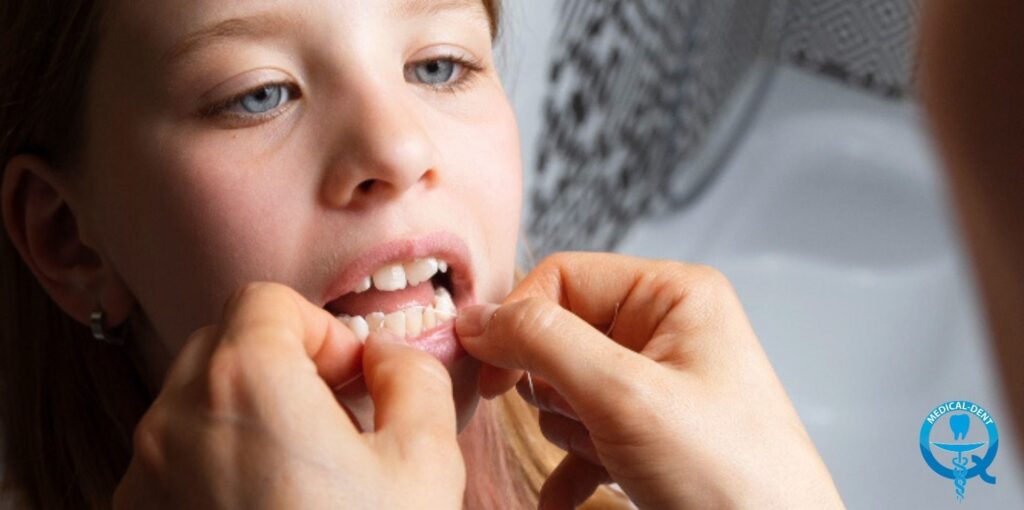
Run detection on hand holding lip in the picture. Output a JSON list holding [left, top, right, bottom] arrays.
[[455, 252, 845, 510], [114, 282, 464, 510]]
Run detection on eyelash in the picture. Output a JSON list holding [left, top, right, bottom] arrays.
[[199, 54, 486, 123], [416, 53, 486, 94]]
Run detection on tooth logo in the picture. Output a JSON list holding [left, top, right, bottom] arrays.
[[920, 400, 999, 502], [949, 414, 970, 441]]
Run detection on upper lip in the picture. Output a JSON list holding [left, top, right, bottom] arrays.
[[320, 231, 476, 312]]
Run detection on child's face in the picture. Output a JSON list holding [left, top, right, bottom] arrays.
[[78, 0, 521, 426]]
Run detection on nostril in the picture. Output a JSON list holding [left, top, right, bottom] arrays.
[[357, 179, 377, 193]]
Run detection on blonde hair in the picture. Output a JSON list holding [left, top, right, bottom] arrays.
[[0, 1, 631, 508]]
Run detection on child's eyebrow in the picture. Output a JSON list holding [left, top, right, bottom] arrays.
[[161, 12, 291, 66], [391, 0, 486, 20], [161, 0, 486, 66]]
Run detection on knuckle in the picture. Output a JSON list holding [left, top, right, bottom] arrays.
[[223, 281, 295, 316], [501, 297, 559, 365], [536, 251, 574, 270], [504, 297, 559, 333], [691, 264, 732, 291], [131, 410, 167, 473], [204, 346, 243, 412], [532, 251, 585, 284], [185, 324, 218, 345], [660, 262, 735, 316]]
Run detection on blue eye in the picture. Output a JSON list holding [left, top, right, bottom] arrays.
[[236, 84, 291, 114], [411, 59, 460, 85], [202, 82, 299, 121], [404, 55, 485, 92]]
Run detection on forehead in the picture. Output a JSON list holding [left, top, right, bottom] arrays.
[[103, 0, 490, 62]]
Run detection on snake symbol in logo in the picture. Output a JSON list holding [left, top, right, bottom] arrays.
[[920, 400, 998, 502]]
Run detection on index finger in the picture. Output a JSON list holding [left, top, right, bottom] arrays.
[[507, 252, 719, 352], [217, 282, 364, 389]]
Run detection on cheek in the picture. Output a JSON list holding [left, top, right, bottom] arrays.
[[447, 102, 523, 301], [98, 137, 313, 348]]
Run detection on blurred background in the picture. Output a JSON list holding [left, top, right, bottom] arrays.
[[500, 1, 1023, 508]]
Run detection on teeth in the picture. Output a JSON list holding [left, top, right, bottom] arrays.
[[349, 316, 369, 342], [434, 286, 456, 315], [404, 257, 439, 286], [405, 306, 424, 337], [354, 276, 372, 293], [357, 257, 449, 294], [422, 307, 437, 330], [383, 311, 406, 337], [372, 264, 407, 291], [334, 287, 457, 341], [366, 312, 385, 332]]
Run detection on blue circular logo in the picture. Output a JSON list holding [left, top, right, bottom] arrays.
[[919, 400, 998, 501]]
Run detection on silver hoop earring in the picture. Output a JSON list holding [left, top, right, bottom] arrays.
[[90, 307, 125, 346]]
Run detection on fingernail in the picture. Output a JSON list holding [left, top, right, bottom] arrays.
[[455, 303, 499, 338]]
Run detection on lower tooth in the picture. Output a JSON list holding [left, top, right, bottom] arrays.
[[406, 307, 424, 336], [433, 287, 456, 315], [337, 302, 460, 341], [349, 316, 369, 342], [422, 307, 437, 330], [366, 312, 385, 333], [383, 311, 406, 337]]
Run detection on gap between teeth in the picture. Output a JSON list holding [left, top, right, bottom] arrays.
[[335, 286, 456, 342]]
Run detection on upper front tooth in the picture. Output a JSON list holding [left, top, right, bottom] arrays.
[[438, 260, 448, 273], [404, 257, 439, 286], [354, 276, 372, 293], [372, 264, 407, 291]]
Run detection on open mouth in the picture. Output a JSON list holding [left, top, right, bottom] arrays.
[[324, 256, 463, 342]]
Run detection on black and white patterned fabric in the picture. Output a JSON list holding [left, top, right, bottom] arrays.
[[781, 0, 920, 98], [526, 0, 784, 258], [524, 0, 921, 259]]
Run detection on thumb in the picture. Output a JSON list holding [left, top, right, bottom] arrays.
[[362, 331, 460, 457], [456, 297, 655, 425]]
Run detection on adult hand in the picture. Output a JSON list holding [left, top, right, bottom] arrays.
[[456, 253, 843, 509], [114, 282, 464, 509]]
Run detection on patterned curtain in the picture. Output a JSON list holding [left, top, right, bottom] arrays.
[[524, 0, 920, 259], [526, 0, 786, 258]]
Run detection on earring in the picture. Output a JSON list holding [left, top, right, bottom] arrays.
[[90, 306, 125, 346]]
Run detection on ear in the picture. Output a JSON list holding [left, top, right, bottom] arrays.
[[2, 154, 135, 328]]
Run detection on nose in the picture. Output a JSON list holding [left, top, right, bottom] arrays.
[[320, 81, 439, 208]]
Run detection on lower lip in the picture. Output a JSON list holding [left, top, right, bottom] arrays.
[[405, 320, 467, 367]]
